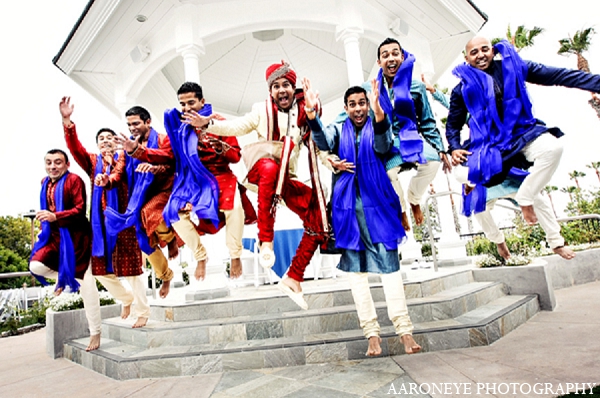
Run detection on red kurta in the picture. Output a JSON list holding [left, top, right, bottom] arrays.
[[130, 132, 180, 247], [30, 173, 91, 279], [64, 124, 143, 277]]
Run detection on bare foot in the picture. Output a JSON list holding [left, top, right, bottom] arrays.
[[410, 203, 424, 226], [121, 304, 131, 319], [464, 184, 474, 195], [86, 334, 101, 351], [366, 336, 382, 356], [496, 242, 511, 260], [553, 246, 576, 260], [229, 258, 242, 279], [282, 277, 302, 293], [159, 279, 171, 298], [195, 258, 208, 281], [401, 334, 421, 354], [132, 317, 148, 328], [401, 212, 411, 232], [521, 205, 538, 225], [54, 287, 63, 297], [167, 239, 179, 261]]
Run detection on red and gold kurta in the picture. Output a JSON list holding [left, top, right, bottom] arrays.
[[130, 132, 181, 248], [64, 124, 143, 277], [30, 173, 91, 279]]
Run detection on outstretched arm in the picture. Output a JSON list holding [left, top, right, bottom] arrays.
[[526, 61, 600, 93]]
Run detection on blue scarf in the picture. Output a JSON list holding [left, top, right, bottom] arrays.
[[30, 172, 79, 292], [377, 50, 425, 164], [90, 153, 119, 273], [332, 117, 405, 250], [104, 129, 160, 254], [162, 106, 220, 227], [453, 40, 536, 213]]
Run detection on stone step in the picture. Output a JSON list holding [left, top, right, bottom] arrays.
[[65, 294, 539, 380], [149, 270, 474, 322], [101, 281, 505, 348]]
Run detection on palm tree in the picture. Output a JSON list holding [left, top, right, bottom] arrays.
[[543, 185, 559, 217], [558, 27, 595, 72], [558, 27, 600, 119], [586, 161, 600, 183], [561, 186, 579, 202], [568, 170, 586, 189], [492, 25, 544, 52]]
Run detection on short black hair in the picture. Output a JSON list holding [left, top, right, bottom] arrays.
[[177, 82, 203, 100], [344, 86, 368, 105], [125, 106, 151, 122], [377, 37, 402, 59], [95, 128, 116, 143], [46, 149, 69, 163]]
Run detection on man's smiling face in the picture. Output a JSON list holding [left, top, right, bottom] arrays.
[[270, 77, 295, 111]]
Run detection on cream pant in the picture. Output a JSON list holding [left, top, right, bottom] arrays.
[[515, 133, 564, 207], [29, 262, 101, 336], [454, 166, 564, 249], [95, 274, 150, 318], [347, 271, 414, 338], [145, 249, 173, 281], [172, 187, 244, 260], [387, 161, 440, 211], [475, 193, 564, 249]]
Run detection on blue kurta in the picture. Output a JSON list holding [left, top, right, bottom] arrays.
[[446, 59, 600, 157], [308, 115, 402, 273]]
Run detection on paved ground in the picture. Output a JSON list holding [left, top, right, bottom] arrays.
[[1, 280, 599, 398]]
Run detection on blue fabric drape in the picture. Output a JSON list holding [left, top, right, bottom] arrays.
[[91, 154, 118, 273], [377, 50, 425, 164], [332, 118, 405, 251], [162, 106, 220, 228], [30, 172, 79, 292], [104, 129, 160, 254], [453, 40, 536, 214]]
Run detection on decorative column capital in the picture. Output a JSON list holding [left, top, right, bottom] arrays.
[[335, 26, 364, 44], [176, 42, 205, 57]]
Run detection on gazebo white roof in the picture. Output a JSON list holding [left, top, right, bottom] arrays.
[[53, 0, 487, 119]]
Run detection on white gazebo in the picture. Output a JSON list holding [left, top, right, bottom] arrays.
[[53, 0, 487, 284], [53, 0, 487, 121]]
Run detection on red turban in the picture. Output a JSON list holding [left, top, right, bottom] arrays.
[[265, 61, 297, 88]]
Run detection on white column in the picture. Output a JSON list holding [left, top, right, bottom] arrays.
[[435, 193, 469, 266], [178, 44, 204, 84], [336, 28, 364, 86]]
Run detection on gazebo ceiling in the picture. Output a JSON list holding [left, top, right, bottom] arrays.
[[53, 0, 486, 119]]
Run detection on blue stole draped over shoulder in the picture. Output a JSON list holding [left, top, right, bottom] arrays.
[[162, 106, 220, 227], [90, 154, 119, 273], [30, 172, 80, 292], [377, 50, 425, 164], [453, 40, 536, 214], [332, 118, 406, 251], [104, 129, 160, 254]]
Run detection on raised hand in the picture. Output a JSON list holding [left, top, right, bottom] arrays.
[[182, 110, 211, 129], [59, 96, 74, 126], [370, 78, 385, 123], [421, 73, 436, 94], [116, 132, 139, 153], [302, 77, 319, 119]]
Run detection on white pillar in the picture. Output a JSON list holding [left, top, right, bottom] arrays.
[[178, 44, 204, 84], [435, 193, 469, 266], [336, 28, 364, 86]]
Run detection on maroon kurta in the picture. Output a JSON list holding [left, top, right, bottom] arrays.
[[64, 124, 143, 277], [30, 173, 91, 280], [130, 132, 183, 248], [197, 130, 257, 227]]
